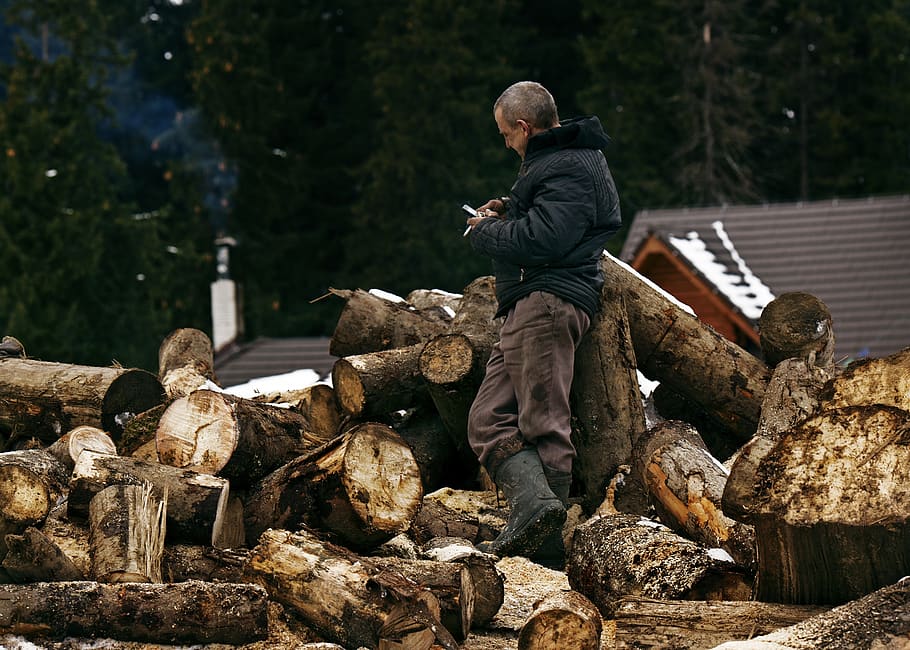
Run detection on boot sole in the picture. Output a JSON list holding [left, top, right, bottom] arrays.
[[489, 502, 567, 558]]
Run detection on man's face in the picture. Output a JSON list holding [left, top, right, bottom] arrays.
[[495, 107, 530, 159]]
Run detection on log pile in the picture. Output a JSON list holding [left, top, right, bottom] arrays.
[[0, 260, 907, 649]]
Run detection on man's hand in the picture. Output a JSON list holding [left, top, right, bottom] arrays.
[[478, 198, 507, 215]]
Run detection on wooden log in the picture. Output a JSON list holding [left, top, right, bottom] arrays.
[[118, 402, 168, 458], [0, 580, 269, 645], [244, 527, 458, 650], [162, 544, 251, 583], [391, 406, 467, 492], [0, 449, 69, 556], [406, 288, 463, 313], [88, 483, 166, 583], [710, 576, 910, 649], [566, 513, 753, 617], [158, 327, 219, 398], [250, 383, 342, 440], [1, 526, 85, 582], [518, 589, 603, 650], [820, 345, 910, 412], [410, 499, 482, 546], [723, 358, 831, 523], [571, 279, 648, 514], [417, 544, 505, 629], [68, 450, 229, 546], [610, 596, 828, 649], [39, 502, 91, 578], [243, 422, 424, 551], [156, 388, 324, 485], [745, 405, 910, 604], [635, 420, 756, 569], [0, 358, 165, 442], [44, 425, 116, 471], [332, 343, 430, 419], [601, 253, 770, 442], [329, 288, 451, 358], [758, 292, 835, 369]]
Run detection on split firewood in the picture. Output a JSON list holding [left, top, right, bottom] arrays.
[[518, 589, 603, 650], [118, 402, 168, 459], [634, 420, 755, 569], [328, 288, 451, 358], [1, 526, 85, 582], [0, 580, 270, 645], [156, 388, 325, 485], [332, 342, 431, 419], [758, 292, 835, 369], [68, 450, 230, 546], [610, 596, 828, 649], [158, 327, 220, 397], [0, 357, 165, 442], [244, 527, 458, 650], [566, 513, 753, 617], [39, 502, 91, 577], [740, 404, 910, 604], [0, 449, 69, 555], [571, 279, 649, 514], [44, 424, 116, 471], [601, 253, 770, 441], [88, 482, 166, 583], [249, 383, 342, 440], [709, 576, 910, 649], [243, 422, 424, 551]]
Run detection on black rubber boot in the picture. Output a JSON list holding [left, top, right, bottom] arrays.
[[478, 449, 566, 558], [530, 468, 571, 568]]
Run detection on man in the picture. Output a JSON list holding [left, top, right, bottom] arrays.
[[465, 81, 622, 563]]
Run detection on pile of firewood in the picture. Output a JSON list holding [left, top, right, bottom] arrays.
[[0, 253, 907, 650]]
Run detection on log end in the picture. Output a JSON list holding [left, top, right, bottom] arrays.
[[102, 369, 167, 438], [419, 334, 476, 385], [155, 390, 239, 474], [331, 359, 365, 418]]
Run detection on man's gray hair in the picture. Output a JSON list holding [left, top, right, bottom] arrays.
[[494, 81, 559, 129]]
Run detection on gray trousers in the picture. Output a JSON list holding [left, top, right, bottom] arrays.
[[467, 291, 591, 477]]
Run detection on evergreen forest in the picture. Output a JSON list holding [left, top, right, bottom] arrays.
[[1, 0, 908, 371]]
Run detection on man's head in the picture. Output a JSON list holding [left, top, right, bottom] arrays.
[[493, 81, 559, 159]]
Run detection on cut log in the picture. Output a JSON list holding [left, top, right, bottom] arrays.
[[162, 544, 251, 583], [1, 526, 85, 582], [610, 596, 828, 649], [405, 288, 463, 313], [243, 422, 424, 551], [566, 513, 753, 617], [820, 346, 910, 412], [758, 292, 835, 369], [39, 502, 91, 578], [410, 499, 482, 546], [0, 580, 269, 645], [329, 288, 451, 358], [518, 589, 603, 650], [0, 449, 69, 555], [158, 327, 219, 397], [118, 402, 168, 458], [68, 450, 229, 546], [744, 405, 910, 604], [0, 358, 165, 441], [417, 544, 504, 629], [88, 482, 166, 583], [332, 343, 430, 419], [571, 280, 648, 514], [391, 406, 467, 492], [710, 576, 910, 649], [156, 388, 325, 485], [44, 425, 116, 471], [601, 253, 770, 441], [635, 420, 755, 569], [244, 528, 457, 650], [723, 358, 831, 523], [250, 383, 342, 440]]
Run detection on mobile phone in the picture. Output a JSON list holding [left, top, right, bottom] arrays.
[[462, 204, 478, 236]]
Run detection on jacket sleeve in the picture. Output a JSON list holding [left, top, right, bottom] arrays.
[[470, 156, 595, 267]]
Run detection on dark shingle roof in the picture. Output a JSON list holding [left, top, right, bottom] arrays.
[[620, 195, 910, 362], [214, 337, 336, 388]]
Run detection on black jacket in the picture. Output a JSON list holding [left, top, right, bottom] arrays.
[[469, 116, 622, 318]]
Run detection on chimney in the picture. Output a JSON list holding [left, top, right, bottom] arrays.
[[211, 235, 243, 352]]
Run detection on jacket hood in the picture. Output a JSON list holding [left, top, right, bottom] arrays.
[[525, 116, 611, 159]]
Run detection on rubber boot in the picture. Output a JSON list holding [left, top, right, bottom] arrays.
[[530, 468, 571, 568], [478, 449, 566, 558]]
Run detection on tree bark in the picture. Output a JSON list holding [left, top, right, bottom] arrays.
[[243, 422, 424, 551], [571, 281, 648, 514], [601, 253, 770, 442], [88, 483, 166, 583], [118, 402, 168, 458], [758, 292, 835, 369], [566, 513, 753, 617], [329, 288, 451, 358], [1, 526, 85, 582], [0, 358, 165, 442], [158, 327, 219, 398], [332, 343, 431, 419], [710, 577, 910, 649], [44, 425, 116, 471], [0, 580, 269, 645], [635, 420, 755, 569], [68, 450, 229, 546], [518, 589, 603, 650], [745, 405, 910, 604], [243, 528, 457, 650], [0, 449, 69, 556], [610, 596, 828, 649], [250, 383, 342, 440], [156, 388, 325, 485]]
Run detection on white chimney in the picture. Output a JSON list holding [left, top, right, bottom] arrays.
[[211, 236, 242, 352]]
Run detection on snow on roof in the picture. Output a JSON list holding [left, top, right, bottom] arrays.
[[667, 221, 774, 320]]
